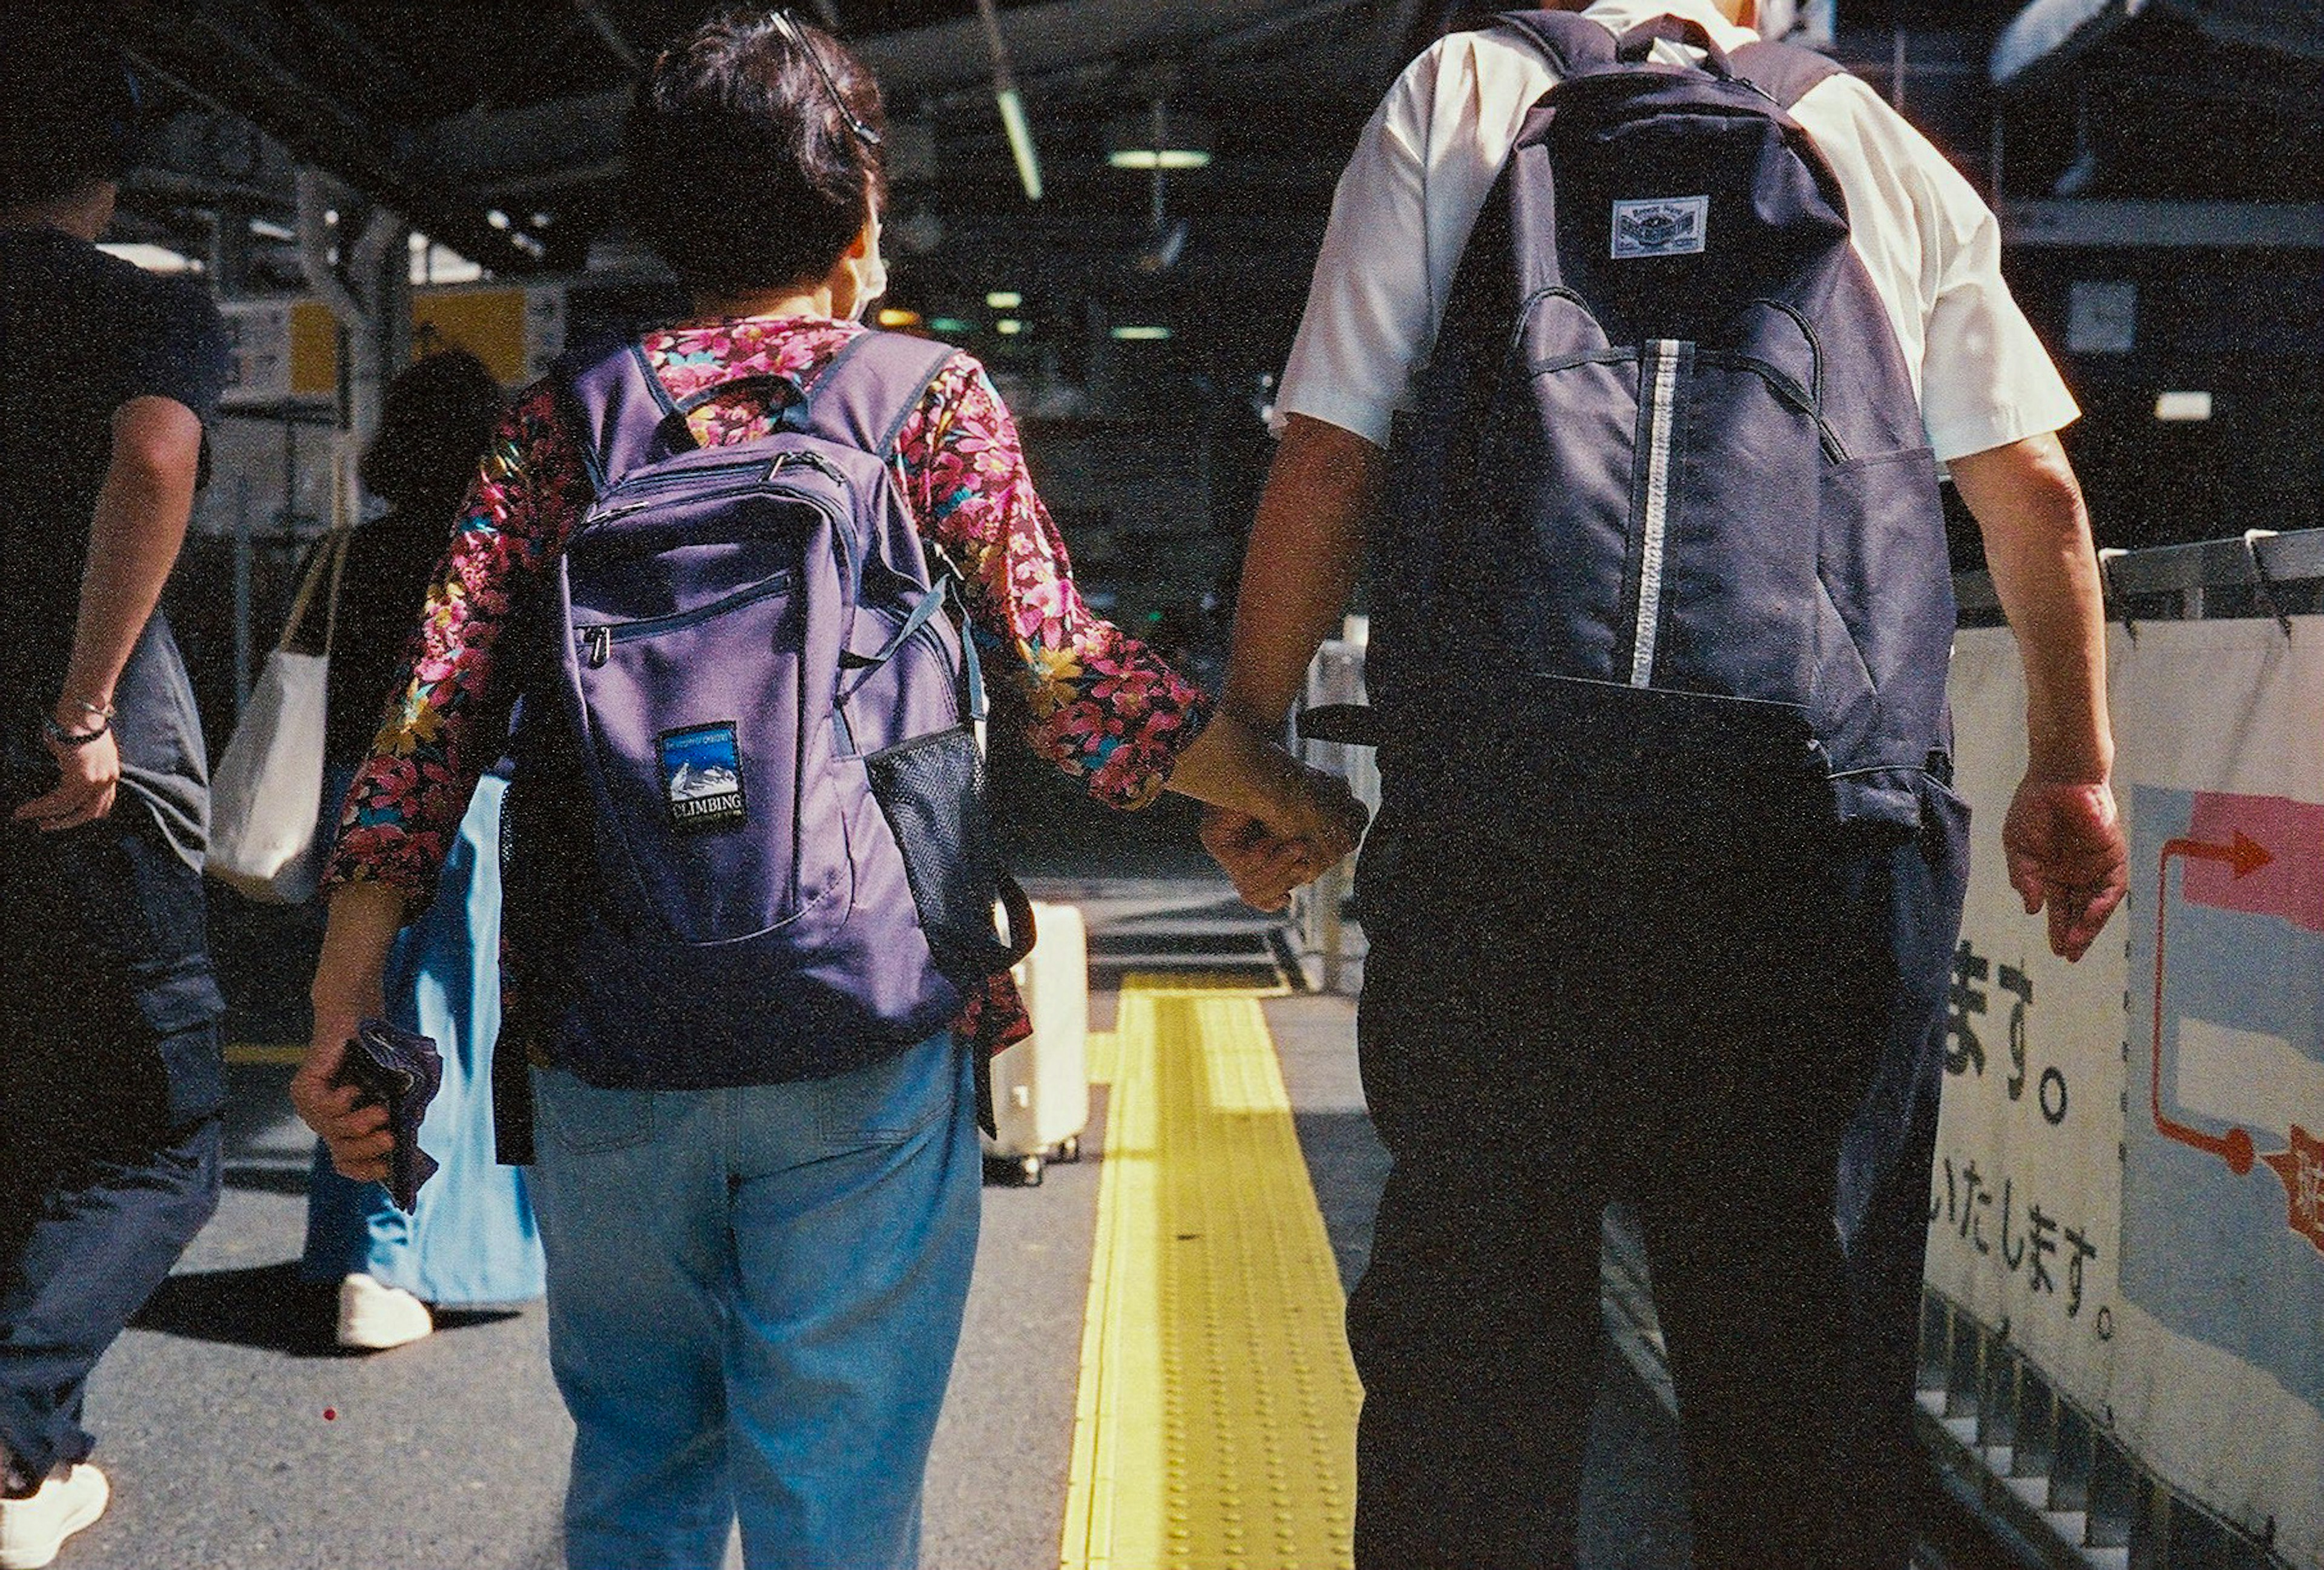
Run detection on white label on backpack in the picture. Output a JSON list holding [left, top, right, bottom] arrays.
[[1612, 196, 1709, 259], [661, 723, 747, 832]]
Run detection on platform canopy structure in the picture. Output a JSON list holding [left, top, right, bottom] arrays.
[[107, 0, 1454, 313]]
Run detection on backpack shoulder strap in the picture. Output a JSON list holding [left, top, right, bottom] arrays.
[[1729, 38, 1845, 108], [1489, 9, 1620, 78], [554, 333, 680, 495], [787, 328, 960, 459]]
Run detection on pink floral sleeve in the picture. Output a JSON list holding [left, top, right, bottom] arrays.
[[319, 385, 587, 904], [895, 356, 1211, 808]]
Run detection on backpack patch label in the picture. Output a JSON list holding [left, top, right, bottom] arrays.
[[660, 723, 747, 832], [1612, 196, 1709, 259]]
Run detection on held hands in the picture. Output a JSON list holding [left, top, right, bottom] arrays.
[[2001, 776, 2128, 963], [1202, 758, 1369, 913]]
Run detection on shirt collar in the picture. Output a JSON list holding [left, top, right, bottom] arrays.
[[1578, 0, 1761, 53]]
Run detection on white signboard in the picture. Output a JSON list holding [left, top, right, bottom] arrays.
[[1936, 621, 2324, 1564]]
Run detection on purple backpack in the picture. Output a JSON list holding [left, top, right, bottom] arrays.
[[497, 328, 1031, 1110]]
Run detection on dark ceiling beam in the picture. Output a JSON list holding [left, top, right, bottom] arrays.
[[116, 0, 545, 276], [860, 0, 1362, 96]]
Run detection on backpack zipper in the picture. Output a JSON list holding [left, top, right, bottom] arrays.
[[576, 570, 798, 668], [591, 478, 772, 525], [586, 450, 842, 525], [1628, 339, 1684, 688]]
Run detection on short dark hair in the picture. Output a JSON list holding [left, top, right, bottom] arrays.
[[0, 18, 145, 208], [359, 350, 508, 519], [623, 9, 887, 298]]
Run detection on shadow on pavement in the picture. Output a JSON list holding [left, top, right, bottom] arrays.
[[132, 1262, 336, 1355], [130, 1261, 520, 1355]]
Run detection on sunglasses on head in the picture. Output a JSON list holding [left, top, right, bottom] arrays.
[[772, 10, 882, 148]]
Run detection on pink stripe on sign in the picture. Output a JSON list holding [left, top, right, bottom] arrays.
[[2185, 792, 2324, 934]]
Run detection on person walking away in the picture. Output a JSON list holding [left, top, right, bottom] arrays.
[[0, 22, 231, 1570], [292, 13, 1363, 1569], [298, 349, 545, 1351], [1201, 2, 2130, 1565]]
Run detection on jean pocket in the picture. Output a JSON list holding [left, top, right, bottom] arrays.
[[533, 1069, 656, 1154], [816, 1035, 959, 1151]]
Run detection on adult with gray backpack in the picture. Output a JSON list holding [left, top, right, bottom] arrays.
[[1203, 1, 2128, 1564], [292, 12, 1362, 1569]]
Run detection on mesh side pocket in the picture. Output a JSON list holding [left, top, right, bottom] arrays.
[[864, 725, 1013, 985]]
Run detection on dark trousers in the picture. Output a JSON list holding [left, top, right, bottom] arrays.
[[0, 803, 225, 1482], [1347, 782, 1968, 1570]]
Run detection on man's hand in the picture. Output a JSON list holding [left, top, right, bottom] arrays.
[[2001, 777, 2127, 962], [292, 1002, 394, 1184], [11, 720, 120, 830]]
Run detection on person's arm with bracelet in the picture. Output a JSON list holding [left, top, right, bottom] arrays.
[[1949, 433, 2127, 962], [12, 396, 205, 832]]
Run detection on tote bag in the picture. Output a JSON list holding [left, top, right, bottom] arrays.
[[207, 529, 349, 903]]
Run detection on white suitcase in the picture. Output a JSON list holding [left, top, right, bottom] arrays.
[[980, 900, 1088, 1185]]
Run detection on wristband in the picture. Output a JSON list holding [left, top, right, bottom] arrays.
[[42, 712, 111, 747]]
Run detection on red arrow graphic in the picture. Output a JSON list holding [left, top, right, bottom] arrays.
[[2152, 832, 2276, 1175]]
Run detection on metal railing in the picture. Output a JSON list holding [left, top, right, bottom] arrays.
[[1955, 527, 2324, 628]]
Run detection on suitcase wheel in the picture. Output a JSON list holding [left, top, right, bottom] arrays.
[[1055, 1135, 1082, 1164], [1020, 1154, 1044, 1186]]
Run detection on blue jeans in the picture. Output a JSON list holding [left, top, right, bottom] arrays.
[[525, 1033, 980, 1570], [0, 800, 225, 1480]]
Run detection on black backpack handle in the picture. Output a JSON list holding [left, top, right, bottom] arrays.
[[1615, 16, 1738, 79]]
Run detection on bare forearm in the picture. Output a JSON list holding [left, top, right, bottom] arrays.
[[60, 398, 204, 712], [1218, 414, 1382, 731], [311, 881, 408, 1014], [1166, 712, 1322, 816], [1952, 435, 2113, 783]]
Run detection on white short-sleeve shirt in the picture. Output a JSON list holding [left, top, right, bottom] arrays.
[[1275, 0, 2079, 462]]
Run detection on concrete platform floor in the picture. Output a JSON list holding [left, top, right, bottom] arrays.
[[60, 876, 1695, 1570]]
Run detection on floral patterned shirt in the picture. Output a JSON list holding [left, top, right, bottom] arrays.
[[320, 315, 1210, 1043]]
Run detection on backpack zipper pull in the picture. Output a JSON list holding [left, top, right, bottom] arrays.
[[585, 625, 611, 668], [769, 449, 844, 484]]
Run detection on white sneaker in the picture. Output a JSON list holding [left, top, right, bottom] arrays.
[[0, 1463, 108, 1570], [335, 1272, 434, 1351]]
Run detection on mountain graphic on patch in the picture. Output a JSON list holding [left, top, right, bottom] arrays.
[[660, 723, 747, 831]]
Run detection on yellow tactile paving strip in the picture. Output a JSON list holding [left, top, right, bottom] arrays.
[[1062, 975, 1361, 1570]]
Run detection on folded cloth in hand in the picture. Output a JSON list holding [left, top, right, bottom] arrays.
[[335, 1018, 444, 1211]]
